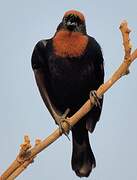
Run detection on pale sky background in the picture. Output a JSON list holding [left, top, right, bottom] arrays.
[[0, 1, 137, 180]]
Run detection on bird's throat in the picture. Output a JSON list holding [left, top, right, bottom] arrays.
[[53, 30, 88, 58]]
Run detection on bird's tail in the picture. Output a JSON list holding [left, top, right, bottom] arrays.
[[71, 124, 96, 177]]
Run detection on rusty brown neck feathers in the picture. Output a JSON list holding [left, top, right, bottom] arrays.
[[53, 30, 88, 58]]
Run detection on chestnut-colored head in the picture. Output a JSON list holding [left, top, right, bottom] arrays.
[[57, 10, 87, 34]]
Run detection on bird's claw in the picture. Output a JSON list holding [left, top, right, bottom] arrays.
[[56, 108, 71, 140], [59, 118, 71, 140], [89, 90, 102, 109]]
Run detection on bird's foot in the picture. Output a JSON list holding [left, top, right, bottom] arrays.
[[89, 90, 102, 109], [55, 108, 71, 140]]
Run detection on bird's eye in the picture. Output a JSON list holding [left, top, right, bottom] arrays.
[[63, 17, 68, 24], [63, 17, 67, 21]]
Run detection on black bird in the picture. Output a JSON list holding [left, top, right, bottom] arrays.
[[31, 10, 104, 177]]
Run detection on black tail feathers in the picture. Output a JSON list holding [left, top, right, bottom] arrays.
[[71, 127, 96, 177]]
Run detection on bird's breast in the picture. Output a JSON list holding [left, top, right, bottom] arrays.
[[47, 55, 95, 110], [53, 30, 88, 58]]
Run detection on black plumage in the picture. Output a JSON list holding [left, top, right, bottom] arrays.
[[31, 10, 104, 177]]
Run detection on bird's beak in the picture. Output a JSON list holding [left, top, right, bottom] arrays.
[[66, 21, 77, 31]]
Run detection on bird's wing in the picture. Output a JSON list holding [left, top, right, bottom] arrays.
[[86, 36, 104, 132], [31, 40, 64, 122]]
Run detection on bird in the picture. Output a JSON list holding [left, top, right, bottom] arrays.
[[31, 10, 104, 177]]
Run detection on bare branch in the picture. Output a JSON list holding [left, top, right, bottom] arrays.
[[0, 21, 137, 180]]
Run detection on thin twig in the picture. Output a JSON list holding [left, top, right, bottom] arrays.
[[1, 21, 137, 180]]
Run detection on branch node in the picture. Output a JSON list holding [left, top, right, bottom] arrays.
[[35, 139, 42, 146], [17, 135, 32, 163]]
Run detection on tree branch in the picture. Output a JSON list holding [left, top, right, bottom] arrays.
[[1, 21, 137, 180]]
